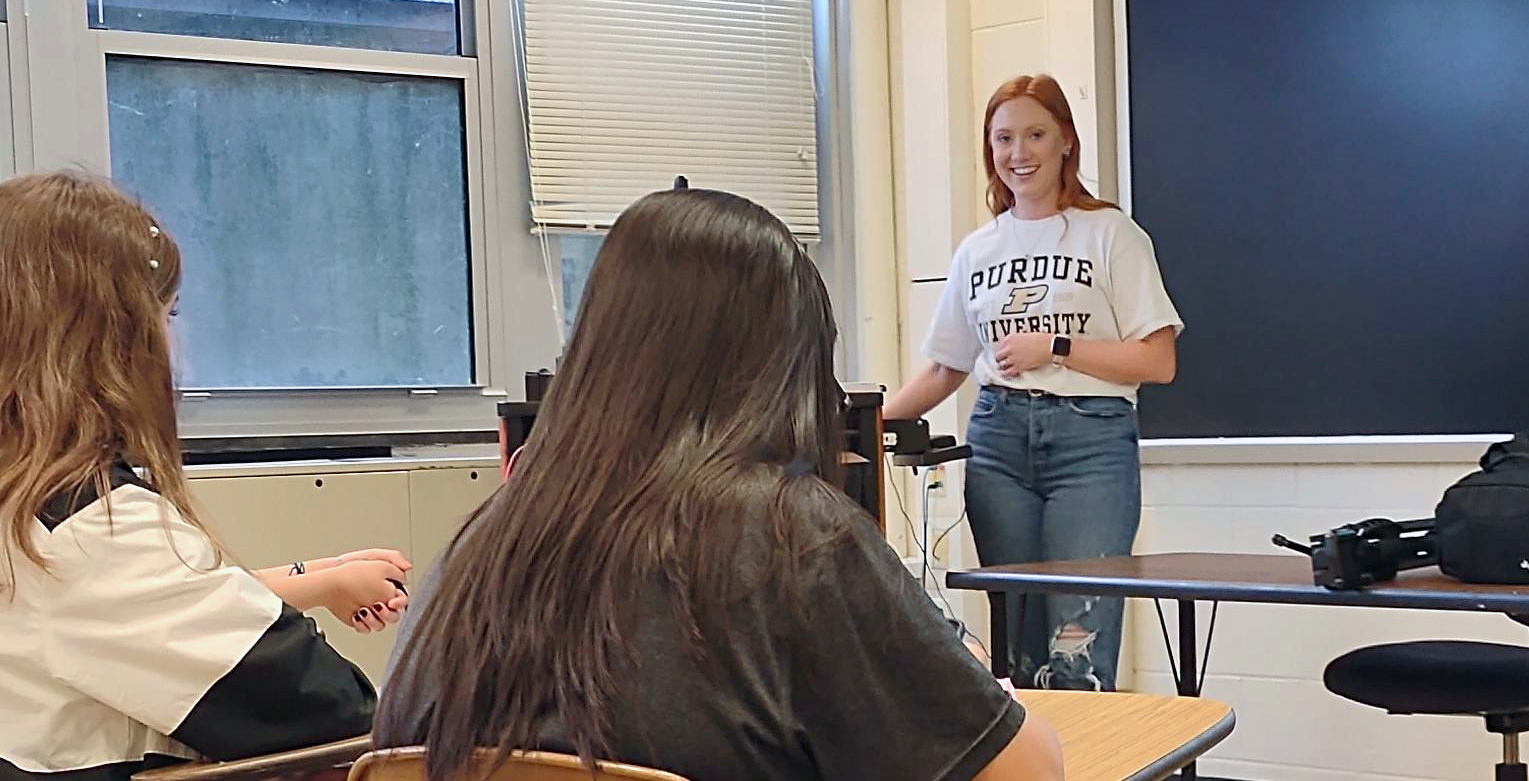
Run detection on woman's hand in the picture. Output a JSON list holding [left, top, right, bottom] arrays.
[[255, 550, 410, 632], [319, 559, 409, 634], [994, 333, 1053, 377], [330, 549, 410, 632], [352, 588, 409, 634]]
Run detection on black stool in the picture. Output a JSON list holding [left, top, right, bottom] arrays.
[[1326, 641, 1529, 780]]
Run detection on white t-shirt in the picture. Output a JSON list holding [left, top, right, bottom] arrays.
[[922, 207, 1183, 402]]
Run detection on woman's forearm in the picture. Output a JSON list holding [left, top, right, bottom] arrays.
[[1063, 327, 1177, 386], [253, 563, 337, 611], [883, 362, 969, 420]]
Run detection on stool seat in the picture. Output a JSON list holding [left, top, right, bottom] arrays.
[[1325, 641, 1529, 716]]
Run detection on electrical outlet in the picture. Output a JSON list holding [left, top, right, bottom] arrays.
[[927, 464, 947, 497]]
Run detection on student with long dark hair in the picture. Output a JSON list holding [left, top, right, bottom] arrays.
[[374, 188, 1063, 781]]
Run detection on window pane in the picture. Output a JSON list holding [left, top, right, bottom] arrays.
[[107, 56, 472, 388], [88, 0, 459, 55], [557, 233, 603, 339]]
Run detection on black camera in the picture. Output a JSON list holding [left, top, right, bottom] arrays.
[[1273, 517, 1437, 590]]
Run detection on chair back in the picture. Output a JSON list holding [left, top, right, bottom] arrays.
[[347, 747, 689, 781]]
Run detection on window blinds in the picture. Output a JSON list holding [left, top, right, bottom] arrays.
[[517, 0, 819, 235]]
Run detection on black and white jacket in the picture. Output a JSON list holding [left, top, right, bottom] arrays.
[[0, 464, 375, 781]]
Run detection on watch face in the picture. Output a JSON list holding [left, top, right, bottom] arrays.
[[1052, 336, 1072, 357]]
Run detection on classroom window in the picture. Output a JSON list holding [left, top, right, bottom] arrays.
[[12, 0, 846, 438], [516, 0, 819, 236], [106, 55, 473, 389], [554, 232, 603, 339], [86, 0, 460, 55], [518, 0, 828, 359]]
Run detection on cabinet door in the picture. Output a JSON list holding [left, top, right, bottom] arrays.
[[407, 467, 501, 587], [189, 471, 411, 683]]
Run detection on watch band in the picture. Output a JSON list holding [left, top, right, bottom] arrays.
[[1050, 335, 1072, 366]]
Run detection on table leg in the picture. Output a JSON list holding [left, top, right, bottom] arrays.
[[1178, 599, 1199, 697], [989, 591, 1009, 679], [1178, 599, 1199, 781]]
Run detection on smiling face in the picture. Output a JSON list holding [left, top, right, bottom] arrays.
[[988, 96, 1071, 219]]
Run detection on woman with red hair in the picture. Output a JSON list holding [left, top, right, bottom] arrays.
[[886, 74, 1183, 691]]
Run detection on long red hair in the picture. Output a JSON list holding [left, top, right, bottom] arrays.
[[982, 74, 1118, 217]]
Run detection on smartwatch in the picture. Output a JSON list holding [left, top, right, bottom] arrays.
[[1050, 335, 1072, 366]]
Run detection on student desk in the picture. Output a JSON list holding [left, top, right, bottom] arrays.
[[1023, 690, 1233, 781], [948, 552, 1529, 779]]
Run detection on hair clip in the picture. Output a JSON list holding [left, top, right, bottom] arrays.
[[149, 225, 161, 238], [148, 259, 160, 270]]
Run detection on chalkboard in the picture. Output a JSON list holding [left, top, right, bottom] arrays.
[[1128, 0, 1529, 438]]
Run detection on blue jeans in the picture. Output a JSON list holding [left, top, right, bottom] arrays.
[[965, 386, 1141, 691]]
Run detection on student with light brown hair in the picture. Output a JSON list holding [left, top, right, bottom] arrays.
[[375, 188, 1064, 781], [0, 171, 406, 779]]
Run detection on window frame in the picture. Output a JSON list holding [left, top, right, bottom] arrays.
[[99, 35, 490, 393], [0, 17, 12, 178], [815, 0, 858, 380], [6, 0, 853, 446]]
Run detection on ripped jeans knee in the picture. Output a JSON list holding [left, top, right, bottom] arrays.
[[1034, 599, 1108, 691]]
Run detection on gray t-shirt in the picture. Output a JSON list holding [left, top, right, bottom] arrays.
[[379, 508, 1022, 781]]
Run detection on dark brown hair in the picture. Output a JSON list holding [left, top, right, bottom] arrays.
[[375, 188, 847, 780], [0, 171, 214, 592]]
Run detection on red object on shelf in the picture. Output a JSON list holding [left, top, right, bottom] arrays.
[[503, 445, 523, 482], [495, 415, 523, 481]]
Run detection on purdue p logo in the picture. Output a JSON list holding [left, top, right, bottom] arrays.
[[1001, 284, 1049, 315]]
